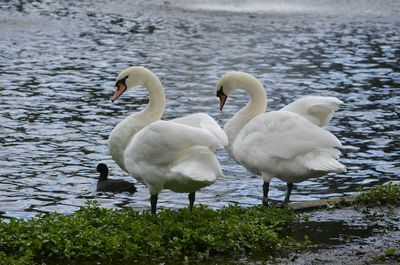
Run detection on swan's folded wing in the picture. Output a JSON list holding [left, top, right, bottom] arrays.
[[281, 96, 343, 127], [169, 146, 223, 184], [234, 111, 342, 168], [171, 113, 228, 147], [133, 120, 220, 154]]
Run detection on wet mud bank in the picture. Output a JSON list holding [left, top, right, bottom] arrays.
[[280, 200, 400, 265]]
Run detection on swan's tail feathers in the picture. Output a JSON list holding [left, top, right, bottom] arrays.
[[303, 150, 346, 173]]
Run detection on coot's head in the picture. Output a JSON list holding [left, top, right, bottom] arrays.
[[95, 163, 108, 181]]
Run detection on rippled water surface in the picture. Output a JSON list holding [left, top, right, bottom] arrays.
[[0, 0, 399, 218]]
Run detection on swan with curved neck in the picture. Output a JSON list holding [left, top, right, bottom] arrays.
[[109, 66, 227, 213], [109, 67, 165, 173], [216, 71, 346, 205]]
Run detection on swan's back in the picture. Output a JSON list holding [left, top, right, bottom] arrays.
[[172, 113, 228, 149], [232, 110, 345, 182], [281, 96, 343, 127], [124, 120, 224, 194]]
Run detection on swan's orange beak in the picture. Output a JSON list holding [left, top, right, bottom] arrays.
[[217, 88, 227, 111], [219, 95, 227, 111], [111, 82, 127, 102]]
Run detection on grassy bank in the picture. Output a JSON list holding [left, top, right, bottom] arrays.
[[0, 203, 299, 265], [0, 182, 398, 265], [354, 182, 400, 206]]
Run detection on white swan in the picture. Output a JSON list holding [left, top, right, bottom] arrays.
[[216, 71, 346, 206], [108, 66, 227, 213]]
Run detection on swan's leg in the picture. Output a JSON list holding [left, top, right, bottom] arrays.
[[262, 181, 271, 207], [282, 182, 293, 205], [188, 192, 195, 212], [150, 194, 158, 214]]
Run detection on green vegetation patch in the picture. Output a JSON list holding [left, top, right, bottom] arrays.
[[0, 202, 299, 264], [373, 248, 400, 263], [355, 182, 400, 206]]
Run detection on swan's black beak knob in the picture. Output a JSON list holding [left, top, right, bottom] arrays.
[[217, 88, 227, 111]]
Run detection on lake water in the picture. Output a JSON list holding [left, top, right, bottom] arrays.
[[0, 0, 399, 219]]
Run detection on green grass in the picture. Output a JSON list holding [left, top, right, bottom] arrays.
[[373, 248, 400, 263], [0, 202, 299, 265], [3, 183, 398, 264], [355, 182, 400, 206]]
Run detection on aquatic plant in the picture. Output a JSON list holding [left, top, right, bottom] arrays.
[[0, 202, 299, 264], [373, 248, 400, 263], [355, 182, 400, 206]]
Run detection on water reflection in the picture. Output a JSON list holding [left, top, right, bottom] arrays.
[[0, 0, 399, 218]]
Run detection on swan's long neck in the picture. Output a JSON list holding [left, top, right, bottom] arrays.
[[141, 74, 166, 120], [108, 71, 166, 172], [224, 73, 267, 148]]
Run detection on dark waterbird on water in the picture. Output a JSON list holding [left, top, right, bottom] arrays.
[[94, 163, 137, 193]]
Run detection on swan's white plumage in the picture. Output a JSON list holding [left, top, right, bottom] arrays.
[[108, 66, 226, 203], [231, 110, 345, 182], [216, 71, 345, 203], [109, 112, 150, 173], [281, 96, 343, 127], [124, 120, 224, 195], [172, 113, 228, 149]]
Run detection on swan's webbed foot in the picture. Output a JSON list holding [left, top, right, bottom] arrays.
[[188, 192, 195, 212], [150, 194, 158, 214], [262, 198, 273, 208]]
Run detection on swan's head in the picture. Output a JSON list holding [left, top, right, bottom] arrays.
[[111, 66, 154, 102], [215, 71, 246, 111], [216, 71, 265, 111]]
